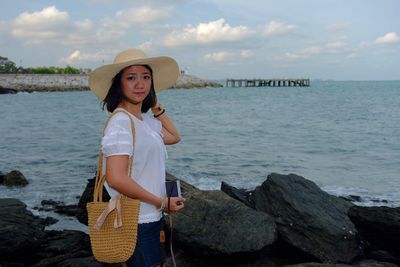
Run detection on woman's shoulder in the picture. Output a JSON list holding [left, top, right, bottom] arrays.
[[104, 111, 132, 132]]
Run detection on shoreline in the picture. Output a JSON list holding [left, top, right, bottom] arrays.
[[0, 73, 222, 93]]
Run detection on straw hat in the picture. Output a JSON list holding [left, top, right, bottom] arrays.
[[89, 49, 179, 100]]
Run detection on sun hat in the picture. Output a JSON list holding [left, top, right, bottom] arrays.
[[89, 49, 179, 100]]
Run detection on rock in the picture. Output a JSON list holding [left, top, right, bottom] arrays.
[[56, 256, 103, 267], [0, 86, 17, 94], [76, 177, 110, 225], [174, 74, 222, 89], [221, 181, 255, 208], [171, 186, 277, 256], [0, 171, 4, 183], [0, 198, 102, 266], [284, 259, 398, 267], [32, 230, 94, 267], [2, 170, 28, 186], [365, 250, 400, 266], [251, 173, 363, 263], [348, 206, 400, 258], [0, 198, 47, 263], [55, 204, 80, 217]]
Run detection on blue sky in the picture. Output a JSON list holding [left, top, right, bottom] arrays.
[[1, 0, 399, 80]]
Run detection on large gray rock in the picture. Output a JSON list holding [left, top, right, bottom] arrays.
[[171, 181, 277, 255], [251, 173, 363, 263], [0, 198, 46, 262], [0, 198, 102, 266], [348, 206, 400, 258], [2, 170, 28, 186], [284, 259, 398, 267]]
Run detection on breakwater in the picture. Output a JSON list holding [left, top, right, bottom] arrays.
[[0, 73, 222, 92], [226, 78, 311, 87]]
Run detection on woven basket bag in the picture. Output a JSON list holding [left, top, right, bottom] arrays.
[[87, 109, 140, 263]]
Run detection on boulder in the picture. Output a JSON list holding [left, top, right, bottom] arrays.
[[0, 198, 47, 263], [77, 177, 110, 225], [0, 86, 17, 94], [2, 170, 28, 186], [221, 181, 255, 208], [0, 198, 102, 266], [284, 259, 398, 267], [348, 206, 400, 258], [171, 183, 277, 256], [251, 173, 363, 263], [32, 230, 95, 267]]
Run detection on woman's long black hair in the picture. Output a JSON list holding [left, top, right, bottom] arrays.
[[102, 64, 157, 113]]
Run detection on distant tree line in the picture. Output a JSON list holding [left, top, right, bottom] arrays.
[[0, 61, 84, 74]]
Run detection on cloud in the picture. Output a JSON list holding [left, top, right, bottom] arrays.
[[164, 18, 252, 46], [60, 50, 108, 64], [204, 49, 254, 62], [264, 20, 296, 36], [137, 41, 153, 51], [325, 41, 346, 49], [375, 32, 399, 44], [326, 23, 347, 32], [12, 6, 70, 42], [284, 46, 321, 61], [115, 6, 172, 25]]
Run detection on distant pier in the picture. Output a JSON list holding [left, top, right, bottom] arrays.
[[226, 78, 310, 87]]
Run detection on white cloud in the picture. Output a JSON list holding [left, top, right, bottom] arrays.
[[326, 23, 347, 32], [138, 41, 153, 51], [240, 50, 254, 58], [204, 49, 254, 62], [12, 6, 70, 42], [375, 32, 399, 44], [325, 41, 346, 49], [204, 51, 231, 62], [264, 20, 296, 36], [115, 6, 172, 25], [74, 19, 94, 31], [60, 50, 108, 64], [0, 21, 7, 35], [164, 18, 252, 46], [285, 46, 321, 61]]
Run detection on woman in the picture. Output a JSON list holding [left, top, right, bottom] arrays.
[[89, 48, 185, 267]]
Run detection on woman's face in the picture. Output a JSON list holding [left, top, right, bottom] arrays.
[[120, 65, 152, 104]]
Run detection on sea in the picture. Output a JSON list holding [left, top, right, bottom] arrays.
[[0, 80, 399, 231]]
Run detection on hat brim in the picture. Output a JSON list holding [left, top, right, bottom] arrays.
[[89, 56, 179, 100]]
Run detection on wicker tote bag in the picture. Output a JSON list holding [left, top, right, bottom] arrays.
[[87, 109, 141, 263]]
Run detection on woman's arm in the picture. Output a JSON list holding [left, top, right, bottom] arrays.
[[105, 155, 185, 212], [152, 103, 181, 145]]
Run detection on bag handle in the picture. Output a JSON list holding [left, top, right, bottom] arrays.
[[93, 108, 136, 202]]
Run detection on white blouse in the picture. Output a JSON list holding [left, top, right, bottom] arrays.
[[101, 108, 167, 224]]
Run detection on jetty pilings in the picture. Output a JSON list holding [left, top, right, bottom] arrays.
[[226, 78, 310, 87]]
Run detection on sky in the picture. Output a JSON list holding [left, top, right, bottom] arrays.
[[1, 0, 399, 80]]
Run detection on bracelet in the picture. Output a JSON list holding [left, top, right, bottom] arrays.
[[154, 109, 166, 118], [160, 197, 165, 211], [151, 103, 163, 114]]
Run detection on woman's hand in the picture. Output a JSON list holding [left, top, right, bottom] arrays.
[[164, 197, 186, 213]]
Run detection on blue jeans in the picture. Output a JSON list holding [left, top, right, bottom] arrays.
[[126, 220, 164, 267]]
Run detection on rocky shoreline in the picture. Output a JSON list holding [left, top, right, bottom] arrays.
[[1, 170, 399, 267], [0, 73, 222, 93]]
